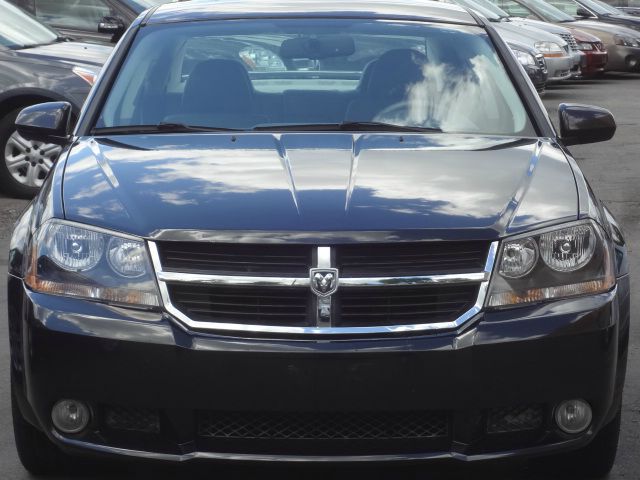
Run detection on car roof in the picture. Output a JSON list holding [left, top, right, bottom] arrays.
[[146, 0, 479, 26]]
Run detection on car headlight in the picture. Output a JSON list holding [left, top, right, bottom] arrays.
[[578, 42, 595, 51], [487, 220, 614, 308], [614, 35, 639, 47], [534, 41, 565, 58], [25, 220, 161, 308], [512, 48, 536, 66]]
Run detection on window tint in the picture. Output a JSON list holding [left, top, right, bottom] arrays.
[[97, 19, 534, 137], [34, 0, 117, 31]]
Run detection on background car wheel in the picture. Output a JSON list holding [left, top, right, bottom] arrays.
[[534, 407, 622, 479], [0, 107, 62, 198]]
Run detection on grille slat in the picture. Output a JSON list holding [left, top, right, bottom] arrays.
[[198, 411, 448, 440], [559, 33, 579, 52]]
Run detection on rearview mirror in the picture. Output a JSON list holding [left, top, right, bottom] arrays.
[[15, 102, 72, 145], [576, 7, 593, 18], [558, 103, 616, 146], [280, 36, 356, 59]]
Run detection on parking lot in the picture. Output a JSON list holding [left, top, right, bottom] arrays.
[[1, 73, 639, 479]]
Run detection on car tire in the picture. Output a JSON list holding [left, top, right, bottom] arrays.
[[0, 107, 62, 199], [534, 407, 622, 479], [11, 377, 73, 476]]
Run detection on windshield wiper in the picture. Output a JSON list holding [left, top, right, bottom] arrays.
[[92, 123, 244, 135], [252, 121, 442, 133]]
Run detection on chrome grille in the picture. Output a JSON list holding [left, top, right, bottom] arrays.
[[559, 33, 579, 52], [151, 241, 497, 335], [197, 410, 448, 440], [536, 54, 547, 73]]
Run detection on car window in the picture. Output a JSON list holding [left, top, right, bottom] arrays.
[[0, 0, 58, 48], [97, 18, 535, 137], [34, 0, 118, 31]]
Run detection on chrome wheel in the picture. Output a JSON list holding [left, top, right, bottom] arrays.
[[4, 130, 61, 188]]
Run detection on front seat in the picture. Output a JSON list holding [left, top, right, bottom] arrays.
[[346, 49, 427, 122], [174, 58, 264, 128]]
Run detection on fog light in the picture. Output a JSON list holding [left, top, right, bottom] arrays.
[[555, 399, 592, 434], [51, 400, 90, 434]]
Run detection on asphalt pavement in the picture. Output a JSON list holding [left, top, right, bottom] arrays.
[[0, 74, 639, 479]]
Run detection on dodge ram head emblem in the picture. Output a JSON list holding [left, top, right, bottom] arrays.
[[310, 268, 339, 297]]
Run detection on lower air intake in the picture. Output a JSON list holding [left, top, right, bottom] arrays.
[[198, 410, 448, 440]]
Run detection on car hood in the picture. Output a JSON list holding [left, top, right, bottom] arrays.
[[494, 22, 568, 47], [17, 41, 112, 68], [569, 19, 640, 37], [62, 133, 578, 241], [511, 18, 572, 36]]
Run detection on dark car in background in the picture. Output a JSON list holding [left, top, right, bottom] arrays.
[[8, 1, 629, 479], [9, 0, 175, 44], [0, 0, 111, 197]]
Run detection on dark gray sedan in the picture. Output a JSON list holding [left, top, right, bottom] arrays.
[[0, 0, 111, 198]]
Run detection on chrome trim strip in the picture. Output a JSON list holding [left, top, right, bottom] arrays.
[[148, 241, 499, 335], [339, 272, 487, 287], [52, 429, 588, 463], [157, 271, 309, 287], [317, 246, 331, 269], [156, 271, 487, 288]]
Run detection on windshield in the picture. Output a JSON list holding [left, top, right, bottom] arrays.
[[0, 0, 58, 49], [463, 0, 513, 18], [588, 0, 624, 14], [518, 0, 577, 21], [491, 0, 576, 21], [450, 0, 506, 20], [97, 18, 533, 136]]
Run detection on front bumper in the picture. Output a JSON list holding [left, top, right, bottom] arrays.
[[10, 274, 626, 464], [544, 55, 574, 82], [523, 65, 547, 92], [581, 50, 608, 76]]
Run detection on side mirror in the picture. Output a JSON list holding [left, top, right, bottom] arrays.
[[576, 7, 593, 17], [98, 16, 125, 35], [558, 103, 616, 146], [15, 102, 72, 145]]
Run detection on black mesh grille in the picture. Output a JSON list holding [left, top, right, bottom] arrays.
[[158, 242, 312, 276], [168, 284, 311, 326], [104, 406, 161, 434], [487, 405, 544, 434], [198, 411, 448, 440], [336, 284, 479, 327]]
